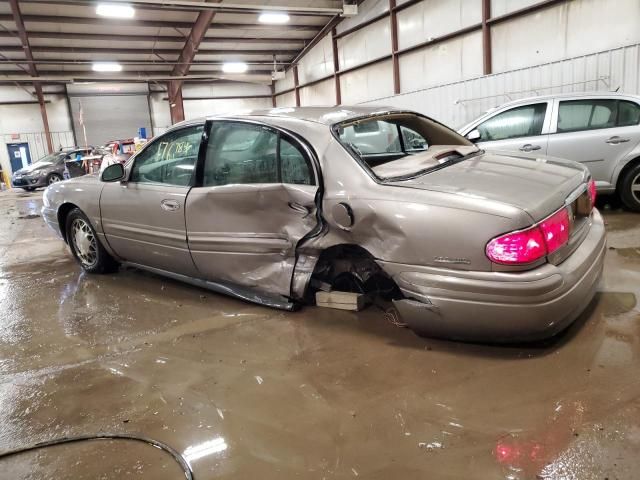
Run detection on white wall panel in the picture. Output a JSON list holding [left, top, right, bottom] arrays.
[[397, 0, 482, 50], [298, 35, 334, 85], [492, 0, 640, 73], [337, 18, 391, 70], [490, 0, 539, 16], [299, 78, 336, 106], [183, 82, 271, 97], [336, 0, 389, 35], [275, 91, 297, 108], [184, 97, 272, 119], [275, 69, 295, 93], [399, 31, 483, 92], [340, 59, 394, 105]]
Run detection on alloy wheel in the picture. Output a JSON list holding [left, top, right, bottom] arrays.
[[71, 218, 98, 268], [631, 172, 640, 204], [48, 175, 62, 185]]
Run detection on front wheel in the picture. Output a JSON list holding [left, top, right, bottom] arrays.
[[619, 163, 640, 212], [65, 208, 118, 273], [22, 187, 35, 192], [47, 173, 63, 185]]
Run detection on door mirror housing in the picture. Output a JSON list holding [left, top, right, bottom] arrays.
[[101, 163, 125, 182], [466, 129, 481, 142]]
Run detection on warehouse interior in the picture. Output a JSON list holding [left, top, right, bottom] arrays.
[[1, 0, 640, 478]]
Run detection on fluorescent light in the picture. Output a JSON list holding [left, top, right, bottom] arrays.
[[96, 3, 135, 18], [222, 62, 248, 74], [92, 62, 123, 72], [258, 12, 290, 24]]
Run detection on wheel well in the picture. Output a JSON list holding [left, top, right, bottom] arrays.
[[57, 202, 78, 243], [616, 156, 640, 191], [309, 244, 402, 301]]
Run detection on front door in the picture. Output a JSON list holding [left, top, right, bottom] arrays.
[[185, 120, 319, 297], [546, 98, 640, 189], [472, 102, 551, 155], [7, 142, 31, 173], [100, 124, 204, 276]]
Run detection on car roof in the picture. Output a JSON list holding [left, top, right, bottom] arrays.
[[496, 91, 640, 108], [173, 105, 401, 130]]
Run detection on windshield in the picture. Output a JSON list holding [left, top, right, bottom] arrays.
[[335, 113, 479, 180], [31, 153, 64, 167]]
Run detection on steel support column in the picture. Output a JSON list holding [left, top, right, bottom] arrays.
[[482, 0, 492, 75], [168, 81, 185, 125], [293, 65, 300, 107], [9, 0, 53, 152], [389, 0, 400, 94], [331, 27, 341, 105]]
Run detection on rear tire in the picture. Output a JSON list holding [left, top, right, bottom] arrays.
[[619, 163, 640, 212], [65, 208, 118, 274]]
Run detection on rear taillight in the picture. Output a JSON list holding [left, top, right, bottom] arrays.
[[486, 208, 571, 265], [588, 179, 597, 208], [539, 208, 570, 254]]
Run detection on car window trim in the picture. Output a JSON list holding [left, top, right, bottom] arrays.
[[195, 118, 318, 188], [127, 122, 205, 187]]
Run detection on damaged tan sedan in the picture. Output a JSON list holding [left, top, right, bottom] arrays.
[[42, 107, 606, 342]]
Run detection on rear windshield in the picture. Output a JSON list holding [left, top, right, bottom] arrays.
[[334, 113, 479, 180]]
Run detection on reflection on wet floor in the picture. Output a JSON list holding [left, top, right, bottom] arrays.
[[0, 190, 639, 479]]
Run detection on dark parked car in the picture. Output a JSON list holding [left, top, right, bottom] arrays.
[[11, 147, 92, 191]]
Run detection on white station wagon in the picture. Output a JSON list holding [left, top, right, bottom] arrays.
[[460, 92, 640, 211]]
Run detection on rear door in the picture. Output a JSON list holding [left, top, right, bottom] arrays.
[[546, 97, 640, 188], [185, 120, 319, 298], [100, 124, 204, 276], [468, 101, 552, 154]]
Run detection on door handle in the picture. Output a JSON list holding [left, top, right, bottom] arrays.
[[288, 201, 312, 217], [605, 136, 630, 144], [160, 199, 180, 212], [519, 144, 541, 152]]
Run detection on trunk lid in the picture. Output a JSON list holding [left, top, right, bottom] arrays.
[[388, 150, 589, 221]]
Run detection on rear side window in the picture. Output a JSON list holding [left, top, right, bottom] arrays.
[[557, 99, 618, 133], [477, 103, 547, 141], [618, 101, 640, 127], [203, 122, 315, 187]]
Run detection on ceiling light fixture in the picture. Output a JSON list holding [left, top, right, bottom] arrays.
[[96, 3, 135, 18], [222, 62, 248, 74], [92, 62, 123, 72], [258, 12, 290, 24]]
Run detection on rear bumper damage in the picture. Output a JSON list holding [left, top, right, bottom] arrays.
[[382, 209, 606, 342]]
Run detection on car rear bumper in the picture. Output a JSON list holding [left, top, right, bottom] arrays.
[[380, 209, 606, 342]]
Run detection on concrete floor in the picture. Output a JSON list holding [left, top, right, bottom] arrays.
[[0, 189, 639, 480]]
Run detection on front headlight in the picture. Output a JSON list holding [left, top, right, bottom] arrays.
[[39, 170, 48, 177]]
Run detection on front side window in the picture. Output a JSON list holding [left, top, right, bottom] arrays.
[[557, 99, 617, 133], [130, 125, 203, 186], [203, 122, 315, 187], [477, 103, 547, 141]]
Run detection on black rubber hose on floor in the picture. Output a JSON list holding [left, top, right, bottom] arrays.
[[0, 433, 194, 480]]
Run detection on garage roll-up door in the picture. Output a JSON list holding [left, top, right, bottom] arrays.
[[68, 83, 152, 147]]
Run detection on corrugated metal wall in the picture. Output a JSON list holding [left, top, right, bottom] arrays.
[[361, 42, 640, 129]]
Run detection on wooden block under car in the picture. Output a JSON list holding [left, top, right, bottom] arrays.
[[315, 291, 369, 311]]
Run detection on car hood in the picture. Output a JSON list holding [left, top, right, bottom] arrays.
[[387, 150, 588, 221]]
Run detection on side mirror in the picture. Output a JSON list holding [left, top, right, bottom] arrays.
[[466, 129, 481, 142], [101, 163, 125, 182]]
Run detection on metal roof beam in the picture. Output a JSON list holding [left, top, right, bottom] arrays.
[[0, 14, 321, 31]]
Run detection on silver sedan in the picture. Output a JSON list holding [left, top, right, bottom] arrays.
[[42, 106, 606, 342]]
